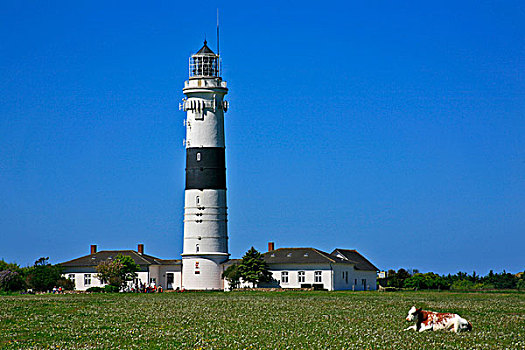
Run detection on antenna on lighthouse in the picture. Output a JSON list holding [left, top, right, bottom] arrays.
[[216, 8, 220, 56]]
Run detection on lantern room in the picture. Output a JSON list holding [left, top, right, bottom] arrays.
[[189, 40, 220, 78]]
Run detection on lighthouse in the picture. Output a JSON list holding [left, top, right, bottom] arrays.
[[180, 40, 229, 290]]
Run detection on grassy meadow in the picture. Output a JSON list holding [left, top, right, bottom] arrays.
[[0, 290, 523, 349]]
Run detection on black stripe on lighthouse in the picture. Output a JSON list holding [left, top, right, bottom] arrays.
[[185, 147, 226, 190]]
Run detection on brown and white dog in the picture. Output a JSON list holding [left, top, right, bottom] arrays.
[[404, 306, 473, 332]]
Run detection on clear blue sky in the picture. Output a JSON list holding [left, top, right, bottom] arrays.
[[1, 1, 523, 275]]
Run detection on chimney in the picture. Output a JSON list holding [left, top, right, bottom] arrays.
[[138, 244, 144, 255], [90, 245, 97, 254], [268, 242, 275, 252]]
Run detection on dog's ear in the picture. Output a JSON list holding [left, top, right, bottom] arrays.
[[416, 308, 422, 313]]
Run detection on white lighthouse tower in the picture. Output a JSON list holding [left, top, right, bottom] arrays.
[[180, 40, 229, 290]]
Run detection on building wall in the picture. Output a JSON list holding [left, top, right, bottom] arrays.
[[222, 263, 378, 292], [183, 79, 227, 148], [332, 264, 377, 291], [183, 190, 228, 254], [182, 256, 226, 290], [63, 265, 181, 291], [264, 263, 334, 291], [158, 265, 182, 290]]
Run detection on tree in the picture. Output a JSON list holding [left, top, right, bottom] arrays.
[[96, 254, 139, 291], [404, 273, 450, 290], [0, 270, 26, 292], [387, 268, 411, 288], [222, 263, 242, 289], [25, 257, 65, 292], [237, 247, 273, 287], [0, 259, 26, 292], [517, 279, 525, 292], [0, 259, 21, 273]]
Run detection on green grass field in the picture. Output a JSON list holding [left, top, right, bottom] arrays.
[[1, 290, 523, 349]]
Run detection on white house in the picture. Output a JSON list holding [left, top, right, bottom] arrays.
[[60, 245, 181, 291], [259, 245, 378, 291]]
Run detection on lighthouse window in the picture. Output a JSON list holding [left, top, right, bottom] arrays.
[[196, 152, 201, 161], [196, 244, 200, 252], [196, 196, 200, 206]]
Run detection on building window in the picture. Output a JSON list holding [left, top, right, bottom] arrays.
[[196, 196, 200, 206], [84, 274, 91, 286], [314, 271, 322, 283], [355, 278, 358, 286], [298, 271, 305, 283], [362, 279, 366, 289], [281, 271, 289, 283], [196, 152, 201, 161], [345, 271, 348, 284], [68, 274, 75, 281]]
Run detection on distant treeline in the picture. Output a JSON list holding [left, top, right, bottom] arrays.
[[382, 269, 525, 291], [0, 258, 74, 293]]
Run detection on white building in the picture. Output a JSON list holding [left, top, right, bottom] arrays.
[[60, 245, 181, 291], [259, 245, 378, 291], [60, 243, 378, 292]]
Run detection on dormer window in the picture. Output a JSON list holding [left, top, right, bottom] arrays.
[[286, 253, 292, 257], [304, 253, 309, 257]]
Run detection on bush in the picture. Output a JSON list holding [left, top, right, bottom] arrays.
[[223, 264, 242, 289], [104, 285, 120, 293], [56, 277, 75, 291], [517, 279, 525, 291], [25, 257, 64, 292], [450, 280, 484, 290], [96, 254, 139, 290], [86, 287, 105, 293], [0, 270, 26, 292]]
